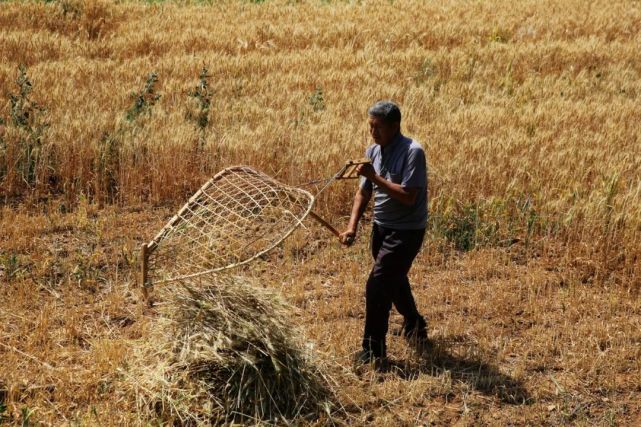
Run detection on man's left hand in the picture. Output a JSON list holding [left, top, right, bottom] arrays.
[[356, 163, 376, 180]]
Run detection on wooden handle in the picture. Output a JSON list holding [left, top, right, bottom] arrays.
[[308, 212, 354, 245], [140, 243, 150, 305], [308, 211, 340, 237], [336, 160, 371, 180]]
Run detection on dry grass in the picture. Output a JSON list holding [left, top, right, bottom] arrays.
[[124, 274, 337, 425], [2, 205, 641, 425], [1, 0, 641, 425]]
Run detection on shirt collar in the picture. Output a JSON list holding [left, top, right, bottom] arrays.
[[382, 132, 403, 154]]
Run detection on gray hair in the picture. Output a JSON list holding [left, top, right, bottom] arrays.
[[367, 100, 401, 124]]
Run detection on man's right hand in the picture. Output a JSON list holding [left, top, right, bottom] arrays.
[[339, 229, 356, 246]]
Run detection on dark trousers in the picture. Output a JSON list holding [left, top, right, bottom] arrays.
[[362, 223, 426, 356]]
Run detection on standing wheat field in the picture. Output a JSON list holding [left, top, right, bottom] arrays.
[[1, 0, 640, 424]]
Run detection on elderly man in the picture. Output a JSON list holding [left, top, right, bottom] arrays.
[[340, 100, 429, 364]]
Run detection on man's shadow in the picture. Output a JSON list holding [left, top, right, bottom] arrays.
[[386, 336, 531, 405]]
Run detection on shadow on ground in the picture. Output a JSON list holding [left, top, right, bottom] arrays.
[[386, 336, 531, 405]]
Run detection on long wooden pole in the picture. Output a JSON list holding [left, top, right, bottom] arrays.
[[140, 243, 149, 305], [308, 211, 340, 237]]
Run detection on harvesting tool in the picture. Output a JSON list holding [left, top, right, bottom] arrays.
[[140, 160, 370, 302]]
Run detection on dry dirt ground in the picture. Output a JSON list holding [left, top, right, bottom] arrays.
[[1, 203, 640, 425]]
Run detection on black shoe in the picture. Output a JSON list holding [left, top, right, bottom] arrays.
[[403, 324, 428, 339], [401, 316, 427, 337], [406, 333, 432, 353], [352, 349, 388, 370], [404, 328, 432, 354], [403, 319, 432, 354]]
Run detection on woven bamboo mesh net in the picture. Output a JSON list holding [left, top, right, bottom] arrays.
[[146, 166, 314, 285]]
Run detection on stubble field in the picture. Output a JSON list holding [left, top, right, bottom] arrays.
[[1, 0, 641, 425]]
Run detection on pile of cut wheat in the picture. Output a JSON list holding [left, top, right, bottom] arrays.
[[123, 274, 337, 424]]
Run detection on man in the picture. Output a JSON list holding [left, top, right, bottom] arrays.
[[340, 100, 429, 365]]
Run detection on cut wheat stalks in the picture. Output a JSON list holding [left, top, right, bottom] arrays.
[[124, 274, 338, 425]]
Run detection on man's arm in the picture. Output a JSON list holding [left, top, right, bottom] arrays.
[[339, 187, 371, 246], [356, 163, 419, 206]]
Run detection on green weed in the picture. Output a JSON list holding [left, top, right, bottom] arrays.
[[309, 87, 325, 112], [94, 72, 161, 203], [1, 65, 51, 194], [2, 252, 23, 281], [20, 407, 33, 427], [186, 67, 213, 152], [125, 72, 160, 122]]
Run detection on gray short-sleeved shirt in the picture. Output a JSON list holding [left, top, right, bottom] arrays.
[[359, 133, 428, 230]]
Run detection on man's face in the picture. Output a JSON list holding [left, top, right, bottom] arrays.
[[368, 115, 399, 147]]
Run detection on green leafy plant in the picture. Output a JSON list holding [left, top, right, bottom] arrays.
[[186, 67, 213, 152], [93, 72, 161, 203], [2, 65, 50, 191], [125, 72, 160, 122], [20, 406, 33, 427], [2, 252, 23, 281], [309, 86, 325, 112]]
